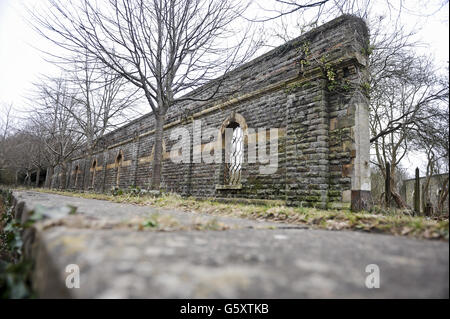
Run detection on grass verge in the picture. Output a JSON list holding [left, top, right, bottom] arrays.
[[17, 187, 449, 241]]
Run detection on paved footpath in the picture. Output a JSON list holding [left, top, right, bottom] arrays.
[[12, 191, 450, 298]]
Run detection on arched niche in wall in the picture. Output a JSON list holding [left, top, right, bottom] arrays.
[[219, 112, 248, 186]]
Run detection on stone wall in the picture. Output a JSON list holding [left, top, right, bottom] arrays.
[[47, 15, 372, 210]]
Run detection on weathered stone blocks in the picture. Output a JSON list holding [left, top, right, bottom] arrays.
[[49, 15, 371, 211]]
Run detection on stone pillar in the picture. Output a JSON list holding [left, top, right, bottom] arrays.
[[350, 93, 372, 211], [414, 167, 420, 214]]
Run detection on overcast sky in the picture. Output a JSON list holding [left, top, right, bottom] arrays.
[[0, 0, 448, 176]]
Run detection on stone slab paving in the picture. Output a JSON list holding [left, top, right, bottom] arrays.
[[12, 191, 450, 298]]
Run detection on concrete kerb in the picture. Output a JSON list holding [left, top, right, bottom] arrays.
[[10, 191, 75, 297]]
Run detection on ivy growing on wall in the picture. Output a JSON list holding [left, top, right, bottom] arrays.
[[292, 40, 357, 94]]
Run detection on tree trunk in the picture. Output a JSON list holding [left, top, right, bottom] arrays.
[[151, 114, 166, 190], [65, 162, 72, 189], [59, 162, 65, 189], [14, 169, 19, 186], [421, 184, 426, 213], [422, 175, 433, 213], [48, 166, 55, 188], [437, 178, 449, 214], [85, 153, 93, 190], [388, 170, 407, 209], [391, 189, 407, 209], [25, 170, 31, 187], [385, 162, 391, 207], [44, 168, 49, 188], [35, 168, 41, 187]]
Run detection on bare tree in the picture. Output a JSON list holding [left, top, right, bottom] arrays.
[[248, 0, 331, 23], [369, 52, 448, 208], [248, 0, 404, 44], [28, 0, 258, 189], [0, 120, 49, 187], [0, 103, 14, 170], [57, 54, 142, 188], [410, 81, 449, 214], [66, 53, 142, 151], [30, 77, 84, 188], [0, 103, 17, 184], [9, 129, 42, 186], [362, 11, 448, 209], [250, 0, 446, 27]]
